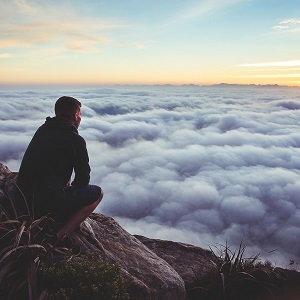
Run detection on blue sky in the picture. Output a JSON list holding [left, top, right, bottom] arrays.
[[1, 0, 300, 85]]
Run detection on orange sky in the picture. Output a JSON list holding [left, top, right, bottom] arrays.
[[1, 0, 300, 86]]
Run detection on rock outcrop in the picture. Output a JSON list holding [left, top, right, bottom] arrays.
[[135, 235, 218, 291], [0, 163, 218, 300], [73, 214, 186, 300]]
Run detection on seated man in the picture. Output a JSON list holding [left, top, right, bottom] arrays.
[[17, 96, 103, 241]]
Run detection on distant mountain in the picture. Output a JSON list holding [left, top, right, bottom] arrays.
[[150, 83, 299, 88], [210, 83, 283, 88]]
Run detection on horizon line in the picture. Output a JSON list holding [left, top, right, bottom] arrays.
[[0, 82, 299, 88]]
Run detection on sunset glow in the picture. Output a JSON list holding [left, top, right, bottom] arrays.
[[1, 0, 300, 86]]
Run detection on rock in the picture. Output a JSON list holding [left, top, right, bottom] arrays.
[[73, 214, 186, 300], [0, 163, 17, 194], [0, 163, 19, 216], [135, 235, 219, 291]]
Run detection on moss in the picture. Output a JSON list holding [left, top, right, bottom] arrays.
[[41, 257, 130, 300]]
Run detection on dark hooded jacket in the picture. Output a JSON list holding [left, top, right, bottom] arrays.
[[17, 116, 90, 219]]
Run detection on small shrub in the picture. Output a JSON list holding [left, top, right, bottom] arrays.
[[41, 257, 130, 300]]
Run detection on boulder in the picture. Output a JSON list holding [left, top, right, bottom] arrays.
[[135, 235, 219, 290], [73, 214, 186, 300]]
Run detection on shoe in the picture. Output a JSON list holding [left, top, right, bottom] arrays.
[[45, 235, 81, 255]]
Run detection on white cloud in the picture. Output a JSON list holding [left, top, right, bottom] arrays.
[[272, 25, 289, 31], [237, 60, 300, 80], [13, 0, 38, 14], [272, 18, 300, 32], [240, 74, 300, 79], [279, 18, 300, 25], [239, 60, 300, 67], [180, 0, 248, 20], [3, 85, 300, 268]]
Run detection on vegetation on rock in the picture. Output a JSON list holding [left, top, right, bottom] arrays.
[[41, 257, 130, 300], [187, 242, 300, 300]]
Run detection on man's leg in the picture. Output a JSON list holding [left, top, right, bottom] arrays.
[[57, 189, 104, 240]]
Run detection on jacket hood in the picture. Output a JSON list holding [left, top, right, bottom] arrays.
[[44, 117, 78, 133]]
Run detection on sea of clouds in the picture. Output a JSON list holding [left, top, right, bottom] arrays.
[[1, 84, 300, 268]]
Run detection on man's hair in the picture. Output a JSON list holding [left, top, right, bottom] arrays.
[[55, 96, 82, 119]]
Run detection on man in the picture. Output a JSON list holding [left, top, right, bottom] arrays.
[[17, 96, 103, 241]]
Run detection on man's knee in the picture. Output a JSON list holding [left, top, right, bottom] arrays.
[[98, 188, 104, 202], [90, 188, 103, 210]]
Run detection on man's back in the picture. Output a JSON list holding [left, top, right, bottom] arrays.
[[17, 116, 90, 218]]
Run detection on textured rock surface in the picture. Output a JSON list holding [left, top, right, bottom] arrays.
[[74, 214, 186, 300], [0, 163, 218, 299], [135, 235, 219, 290], [0, 163, 17, 196], [0, 163, 19, 216]]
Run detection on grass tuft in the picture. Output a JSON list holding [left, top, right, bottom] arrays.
[[187, 241, 300, 300]]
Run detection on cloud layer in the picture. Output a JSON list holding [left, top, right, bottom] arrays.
[[2, 84, 300, 268]]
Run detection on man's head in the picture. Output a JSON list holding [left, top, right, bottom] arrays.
[[55, 96, 82, 128]]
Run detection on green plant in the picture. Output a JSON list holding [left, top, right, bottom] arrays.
[[41, 257, 130, 300], [187, 242, 288, 300], [0, 209, 71, 299], [0, 182, 73, 300], [215, 242, 280, 300]]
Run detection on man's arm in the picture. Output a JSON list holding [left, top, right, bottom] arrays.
[[72, 135, 91, 186]]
